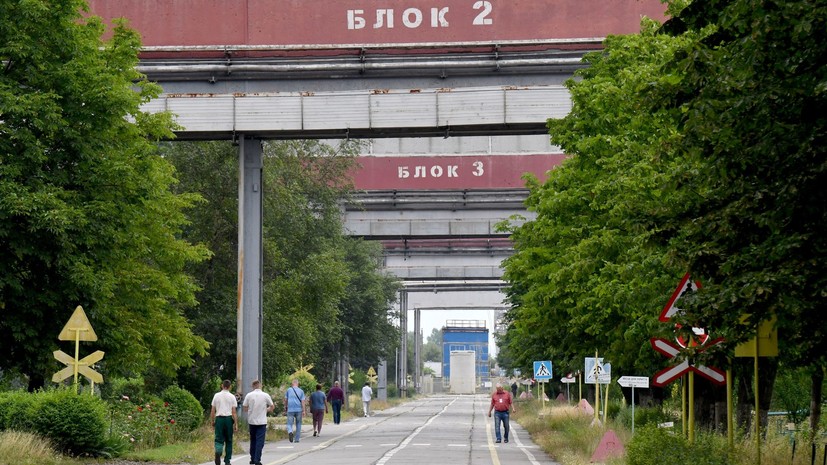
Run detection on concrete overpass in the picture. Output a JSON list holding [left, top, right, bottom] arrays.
[[86, 0, 668, 394]]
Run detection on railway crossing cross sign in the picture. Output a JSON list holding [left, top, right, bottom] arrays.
[[650, 337, 726, 386], [652, 274, 725, 387], [52, 306, 104, 393]]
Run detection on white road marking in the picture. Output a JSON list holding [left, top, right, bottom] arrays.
[[375, 398, 457, 465]]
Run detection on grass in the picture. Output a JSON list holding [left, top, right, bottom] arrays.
[[512, 399, 826, 465], [0, 430, 71, 465]]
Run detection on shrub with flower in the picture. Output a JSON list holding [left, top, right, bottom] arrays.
[[108, 396, 187, 449]]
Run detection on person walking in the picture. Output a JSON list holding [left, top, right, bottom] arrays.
[[242, 380, 274, 465], [361, 382, 373, 417], [309, 383, 328, 436], [327, 380, 345, 425], [283, 379, 306, 443], [511, 381, 519, 398], [210, 380, 238, 465], [487, 383, 515, 444]]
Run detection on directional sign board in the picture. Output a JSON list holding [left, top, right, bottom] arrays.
[[585, 358, 611, 384], [617, 376, 649, 389], [561, 374, 576, 384], [533, 360, 553, 381]]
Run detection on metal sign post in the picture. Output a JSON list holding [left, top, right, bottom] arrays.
[[617, 376, 649, 434]]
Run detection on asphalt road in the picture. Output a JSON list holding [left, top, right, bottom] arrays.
[[198, 394, 561, 465]]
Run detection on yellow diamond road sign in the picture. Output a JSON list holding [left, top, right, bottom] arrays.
[[58, 306, 98, 341]]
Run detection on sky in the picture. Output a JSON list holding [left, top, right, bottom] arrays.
[[398, 288, 507, 358]]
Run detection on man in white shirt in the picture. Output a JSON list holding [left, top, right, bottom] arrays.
[[243, 380, 274, 465], [361, 382, 373, 417], [210, 380, 238, 465]]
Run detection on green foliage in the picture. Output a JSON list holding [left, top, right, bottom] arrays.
[[499, 20, 691, 379], [282, 367, 318, 396], [101, 376, 148, 404], [164, 140, 399, 389], [29, 389, 107, 456], [0, 0, 209, 388], [0, 390, 36, 431], [161, 385, 205, 432], [614, 405, 677, 430], [771, 367, 811, 425], [108, 396, 187, 450], [627, 425, 732, 465]]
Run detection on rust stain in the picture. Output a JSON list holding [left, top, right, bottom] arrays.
[[409, 89, 421, 93], [371, 89, 390, 94], [300, 91, 315, 97]]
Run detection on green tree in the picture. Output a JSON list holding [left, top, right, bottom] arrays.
[[499, 20, 691, 381], [653, 0, 827, 432], [422, 328, 442, 362], [164, 140, 399, 396], [0, 0, 209, 389]]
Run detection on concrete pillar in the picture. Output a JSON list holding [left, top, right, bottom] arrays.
[[378, 359, 388, 401]]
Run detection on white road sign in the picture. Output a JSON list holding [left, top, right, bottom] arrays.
[[617, 376, 650, 389]]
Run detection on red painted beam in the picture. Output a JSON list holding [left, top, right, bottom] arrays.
[[351, 153, 565, 190], [85, 0, 666, 48]]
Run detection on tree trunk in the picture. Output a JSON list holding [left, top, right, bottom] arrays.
[[810, 367, 824, 434], [734, 357, 778, 436]]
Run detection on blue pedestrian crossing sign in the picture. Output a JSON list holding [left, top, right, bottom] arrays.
[[533, 360, 553, 381]]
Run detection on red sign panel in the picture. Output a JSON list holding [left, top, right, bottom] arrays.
[[351, 153, 565, 190], [85, 0, 667, 47]]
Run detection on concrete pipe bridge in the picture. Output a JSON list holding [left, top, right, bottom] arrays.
[[86, 0, 668, 395]]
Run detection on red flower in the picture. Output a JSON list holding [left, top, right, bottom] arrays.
[[170, 419, 176, 424], [137, 406, 143, 412]]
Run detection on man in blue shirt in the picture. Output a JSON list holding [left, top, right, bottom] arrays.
[[283, 379, 306, 443]]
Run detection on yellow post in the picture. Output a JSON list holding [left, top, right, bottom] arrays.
[[73, 329, 81, 394], [688, 371, 695, 443], [755, 335, 761, 465], [681, 376, 687, 437], [727, 367, 733, 450], [603, 377, 610, 425]]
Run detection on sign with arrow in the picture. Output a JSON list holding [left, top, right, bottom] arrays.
[[617, 376, 649, 389]]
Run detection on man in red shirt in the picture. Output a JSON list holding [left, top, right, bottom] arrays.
[[487, 383, 515, 443]]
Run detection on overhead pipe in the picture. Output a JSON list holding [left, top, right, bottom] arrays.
[[136, 57, 584, 76]]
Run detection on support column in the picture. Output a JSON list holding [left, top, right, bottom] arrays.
[[399, 291, 408, 398], [414, 308, 421, 394], [237, 136, 264, 398], [378, 360, 388, 401]]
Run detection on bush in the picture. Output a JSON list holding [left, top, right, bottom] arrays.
[[161, 385, 205, 432], [627, 425, 732, 465], [108, 395, 187, 449], [615, 405, 677, 431], [101, 376, 148, 404], [30, 389, 107, 456], [0, 390, 37, 431]]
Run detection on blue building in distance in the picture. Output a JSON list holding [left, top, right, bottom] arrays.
[[442, 320, 489, 389]]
